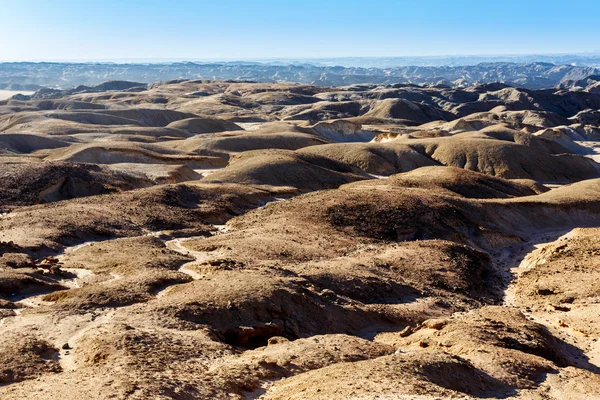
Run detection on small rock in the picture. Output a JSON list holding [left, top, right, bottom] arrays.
[[398, 326, 413, 337], [49, 266, 62, 275], [320, 289, 337, 300], [547, 304, 571, 312], [536, 288, 556, 296], [267, 336, 289, 346], [41, 256, 59, 265], [422, 319, 447, 330]]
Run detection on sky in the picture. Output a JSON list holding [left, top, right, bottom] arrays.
[[1, 0, 599, 62]]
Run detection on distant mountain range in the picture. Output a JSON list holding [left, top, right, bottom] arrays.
[[253, 54, 600, 68], [1, 60, 599, 90]]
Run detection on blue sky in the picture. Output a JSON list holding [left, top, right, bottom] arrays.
[[1, 0, 599, 61]]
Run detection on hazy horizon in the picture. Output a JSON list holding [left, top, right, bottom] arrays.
[[3, 53, 600, 71], [3, 52, 600, 63]]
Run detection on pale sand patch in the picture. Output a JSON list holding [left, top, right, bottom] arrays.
[[164, 236, 223, 280], [236, 122, 262, 131], [577, 140, 600, 163], [0, 90, 34, 100]]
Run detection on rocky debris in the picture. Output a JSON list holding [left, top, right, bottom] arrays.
[[0, 241, 22, 255], [0, 334, 60, 384], [377, 307, 575, 389], [1, 253, 36, 269], [260, 351, 512, 399]]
